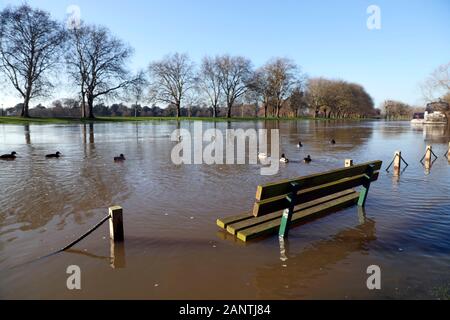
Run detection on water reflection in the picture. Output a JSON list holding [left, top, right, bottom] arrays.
[[278, 207, 369, 262], [257, 218, 377, 296], [24, 125, 30, 145], [110, 240, 126, 269], [64, 240, 126, 269]]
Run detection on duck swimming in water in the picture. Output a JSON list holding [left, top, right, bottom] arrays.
[[304, 155, 312, 163], [114, 154, 126, 161], [46, 151, 61, 158], [0, 151, 17, 160], [280, 154, 289, 163], [297, 141, 303, 148]]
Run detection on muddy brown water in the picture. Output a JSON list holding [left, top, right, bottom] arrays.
[[0, 120, 449, 299]]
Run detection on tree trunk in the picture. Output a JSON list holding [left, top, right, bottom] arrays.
[[22, 97, 30, 118], [264, 100, 268, 118], [314, 107, 319, 118], [87, 95, 95, 119], [227, 103, 232, 118], [176, 103, 181, 118], [212, 105, 217, 118]]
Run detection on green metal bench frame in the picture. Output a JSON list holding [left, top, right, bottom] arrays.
[[217, 160, 382, 242]]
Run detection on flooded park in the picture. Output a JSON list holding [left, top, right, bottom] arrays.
[[0, 119, 449, 299]]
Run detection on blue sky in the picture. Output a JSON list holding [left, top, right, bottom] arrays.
[[0, 0, 449, 109]]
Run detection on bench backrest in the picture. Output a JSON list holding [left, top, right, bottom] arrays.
[[252, 160, 382, 217]]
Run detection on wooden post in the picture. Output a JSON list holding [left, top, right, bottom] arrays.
[[393, 151, 401, 176], [279, 182, 299, 238], [358, 164, 375, 207], [345, 159, 353, 167], [447, 142, 450, 161], [424, 145, 432, 169], [109, 206, 124, 242]]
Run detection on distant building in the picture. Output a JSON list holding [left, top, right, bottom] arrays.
[[426, 100, 450, 113], [424, 100, 448, 124]]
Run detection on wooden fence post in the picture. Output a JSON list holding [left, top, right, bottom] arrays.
[[447, 142, 450, 161], [345, 159, 353, 167], [393, 151, 401, 176], [424, 145, 432, 169], [109, 206, 124, 242]]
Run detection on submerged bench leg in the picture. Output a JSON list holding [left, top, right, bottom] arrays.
[[279, 182, 300, 238], [358, 164, 375, 207], [279, 208, 293, 238]]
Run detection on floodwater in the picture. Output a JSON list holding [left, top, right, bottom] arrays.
[[0, 120, 449, 299]]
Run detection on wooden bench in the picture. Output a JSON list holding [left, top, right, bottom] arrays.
[[217, 160, 382, 242]]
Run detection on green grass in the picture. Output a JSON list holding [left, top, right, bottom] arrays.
[[0, 115, 378, 125]]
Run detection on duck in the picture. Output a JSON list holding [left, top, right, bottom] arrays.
[[0, 151, 17, 160], [46, 151, 61, 158], [304, 155, 312, 163], [114, 154, 126, 161], [280, 154, 289, 163], [331, 139, 336, 145], [297, 141, 303, 148], [258, 152, 268, 160]]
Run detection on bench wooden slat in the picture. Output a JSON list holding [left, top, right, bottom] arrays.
[[216, 211, 253, 229], [255, 160, 382, 201], [253, 172, 379, 217], [226, 189, 357, 235], [238, 192, 360, 242]]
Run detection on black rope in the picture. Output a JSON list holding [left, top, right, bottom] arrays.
[[59, 214, 111, 252], [420, 149, 439, 164], [401, 156, 409, 167], [385, 158, 395, 172], [386, 154, 408, 172], [9, 214, 111, 270]]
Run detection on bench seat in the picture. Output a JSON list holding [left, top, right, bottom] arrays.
[[216, 160, 382, 242], [218, 189, 359, 241]]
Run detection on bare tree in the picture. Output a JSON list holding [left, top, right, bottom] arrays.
[[0, 4, 66, 117], [265, 58, 300, 118], [288, 86, 306, 117], [216, 55, 252, 118], [421, 62, 450, 102], [148, 53, 195, 118], [196, 56, 222, 117], [129, 70, 148, 117], [66, 23, 134, 119], [247, 68, 272, 118]]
